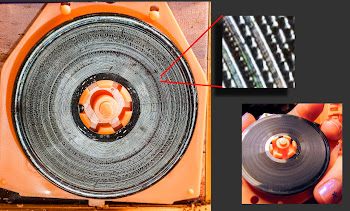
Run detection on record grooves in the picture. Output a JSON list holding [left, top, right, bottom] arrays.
[[242, 114, 330, 195], [11, 13, 198, 199]]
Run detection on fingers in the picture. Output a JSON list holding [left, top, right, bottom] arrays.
[[327, 142, 342, 172], [290, 104, 342, 204], [289, 103, 342, 141], [288, 103, 324, 122], [242, 113, 256, 132], [289, 104, 343, 204], [243, 104, 325, 132], [313, 155, 342, 204], [320, 119, 342, 141]]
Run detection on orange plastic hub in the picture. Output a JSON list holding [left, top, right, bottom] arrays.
[[269, 136, 297, 159], [78, 80, 132, 135]]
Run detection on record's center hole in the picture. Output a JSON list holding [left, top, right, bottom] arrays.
[[269, 135, 297, 159], [78, 80, 133, 135]]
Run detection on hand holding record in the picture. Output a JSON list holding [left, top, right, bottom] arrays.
[[242, 103, 342, 204]]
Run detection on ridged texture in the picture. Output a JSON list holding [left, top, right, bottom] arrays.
[[222, 16, 295, 88], [12, 14, 198, 198], [242, 115, 329, 195]]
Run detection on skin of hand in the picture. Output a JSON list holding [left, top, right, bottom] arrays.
[[242, 104, 342, 204]]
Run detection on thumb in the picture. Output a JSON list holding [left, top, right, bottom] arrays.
[[313, 155, 342, 204]]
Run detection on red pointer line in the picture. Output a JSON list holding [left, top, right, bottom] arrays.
[[160, 15, 223, 79], [161, 80, 223, 88]]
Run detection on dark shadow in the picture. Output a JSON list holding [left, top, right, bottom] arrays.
[[0, 188, 87, 205], [242, 104, 296, 119], [211, 19, 223, 87], [213, 87, 288, 96]]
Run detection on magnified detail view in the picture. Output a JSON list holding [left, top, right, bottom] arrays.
[[222, 16, 295, 88]]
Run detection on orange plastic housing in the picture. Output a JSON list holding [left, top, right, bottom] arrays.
[[0, 2, 208, 206], [315, 103, 343, 155], [315, 103, 343, 125], [242, 177, 314, 204]]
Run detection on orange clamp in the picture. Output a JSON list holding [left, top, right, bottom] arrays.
[[269, 136, 297, 159], [78, 80, 132, 135]]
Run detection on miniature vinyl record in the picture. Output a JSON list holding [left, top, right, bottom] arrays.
[[242, 114, 329, 195]]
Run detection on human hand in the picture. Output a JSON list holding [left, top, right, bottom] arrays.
[[242, 103, 342, 204]]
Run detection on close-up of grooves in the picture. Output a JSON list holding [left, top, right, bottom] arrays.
[[222, 16, 295, 88]]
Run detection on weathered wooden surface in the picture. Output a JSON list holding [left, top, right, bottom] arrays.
[[168, 1, 209, 73], [0, 3, 45, 70]]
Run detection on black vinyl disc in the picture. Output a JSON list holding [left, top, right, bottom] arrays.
[[242, 114, 330, 195], [12, 14, 197, 199]]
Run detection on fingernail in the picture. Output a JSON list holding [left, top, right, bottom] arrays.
[[318, 179, 342, 204]]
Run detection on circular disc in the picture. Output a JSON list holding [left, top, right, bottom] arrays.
[[242, 114, 330, 195], [12, 14, 198, 198]]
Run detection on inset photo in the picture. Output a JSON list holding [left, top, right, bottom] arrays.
[[242, 104, 342, 204], [222, 16, 295, 88]]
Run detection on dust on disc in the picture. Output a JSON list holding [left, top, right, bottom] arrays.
[[242, 114, 329, 195], [12, 14, 198, 198]]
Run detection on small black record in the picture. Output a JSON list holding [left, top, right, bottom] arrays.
[[242, 114, 330, 195]]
